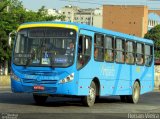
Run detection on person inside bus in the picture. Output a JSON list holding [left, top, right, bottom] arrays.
[[94, 48, 99, 59], [136, 54, 144, 64], [126, 53, 134, 64], [65, 42, 74, 56], [105, 50, 113, 61], [115, 51, 124, 63]]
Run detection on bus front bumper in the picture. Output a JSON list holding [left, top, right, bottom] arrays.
[[11, 78, 77, 95]]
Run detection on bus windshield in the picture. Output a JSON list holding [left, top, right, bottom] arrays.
[[13, 27, 77, 67]]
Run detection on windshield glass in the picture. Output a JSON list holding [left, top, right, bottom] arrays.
[[14, 27, 77, 67]]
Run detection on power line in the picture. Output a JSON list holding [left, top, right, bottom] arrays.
[[59, 0, 103, 5], [59, 0, 160, 10], [59, 0, 160, 5]]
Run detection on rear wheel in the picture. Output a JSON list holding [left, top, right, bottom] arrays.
[[126, 81, 140, 104], [33, 94, 48, 105], [82, 81, 96, 107]]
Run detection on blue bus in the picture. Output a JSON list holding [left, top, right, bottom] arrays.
[[11, 21, 154, 107]]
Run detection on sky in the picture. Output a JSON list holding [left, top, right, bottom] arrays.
[[21, 0, 160, 11]]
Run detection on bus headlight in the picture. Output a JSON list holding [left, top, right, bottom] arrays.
[[11, 72, 20, 81], [59, 73, 74, 84]]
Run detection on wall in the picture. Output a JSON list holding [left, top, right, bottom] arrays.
[[103, 5, 148, 37], [93, 15, 103, 28]]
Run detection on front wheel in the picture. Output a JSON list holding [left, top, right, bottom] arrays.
[[126, 81, 140, 104], [33, 94, 48, 105], [82, 81, 96, 107]]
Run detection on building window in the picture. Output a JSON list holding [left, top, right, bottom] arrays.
[[115, 38, 125, 63], [104, 36, 114, 62], [94, 34, 104, 61], [136, 43, 144, 65]]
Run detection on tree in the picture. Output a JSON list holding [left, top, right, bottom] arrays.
[[144, 25, 160, 58]]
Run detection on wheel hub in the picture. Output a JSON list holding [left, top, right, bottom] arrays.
[[89, 88, 95, 101]]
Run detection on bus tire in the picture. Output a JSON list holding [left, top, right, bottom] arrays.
[[126, 81, 140, 104], [33, 94, 48, 105], [82, 81, 96, 107]]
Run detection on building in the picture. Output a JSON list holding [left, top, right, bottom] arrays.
[[102, 4, 160, 37], [74, 9, 94, 25], [148, 9, 160, 30], [60, 5, 79, 22], [103, 5, 148, 37], [47, 9, 61, 16], [93, 7, 103, 28], [60, 5, 102, 27], [148, 13, 160, 30]]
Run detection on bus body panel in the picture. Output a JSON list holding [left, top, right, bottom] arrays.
[[11, 21, 154, 98], [11, 64, 79, 95], [77, 28, 154, 96]]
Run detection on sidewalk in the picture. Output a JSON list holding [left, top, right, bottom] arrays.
[[154, 87, 160, 92], [0, 75, 10, 86]]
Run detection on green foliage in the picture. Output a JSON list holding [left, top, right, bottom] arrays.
[[0, 29, 11, 63], [144, 25, 160, 58], [0, 0, 65, 63]]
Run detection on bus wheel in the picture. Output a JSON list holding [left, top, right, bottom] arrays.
[[33, 94, 48, 105], [82, 81, 96, 107], [127, 81, 140, 104]]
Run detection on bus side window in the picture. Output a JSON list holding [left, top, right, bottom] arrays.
[[94, 34, 104, 61], [126, 41, 135, 64], [136, 43, 144, 65], [77, 35, 92, 69], [115, 38, 125, 63], [104, 36, 114, 62], [145, 45, 153, 66]]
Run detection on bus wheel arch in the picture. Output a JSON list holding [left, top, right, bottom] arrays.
[[82, 78, 100, 107], [92, 77, 100, 97], [135, 79, 141, 90], [127, 79, 141, 104]]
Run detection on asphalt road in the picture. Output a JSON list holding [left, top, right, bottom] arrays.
[[0, 88, 160, 119]]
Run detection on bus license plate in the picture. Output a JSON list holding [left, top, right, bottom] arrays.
[[33, 85, 44, 90]]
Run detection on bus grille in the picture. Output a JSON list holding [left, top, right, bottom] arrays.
[[22, 79, 58, 84]]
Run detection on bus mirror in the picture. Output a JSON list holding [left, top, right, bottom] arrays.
[[9, 31, 16, 47]]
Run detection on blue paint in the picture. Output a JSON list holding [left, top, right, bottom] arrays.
[[112, 64, 122, 95], [11, 21, 154, 98]]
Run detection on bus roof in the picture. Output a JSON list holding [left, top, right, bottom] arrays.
[[19, 21, 154, 44]]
